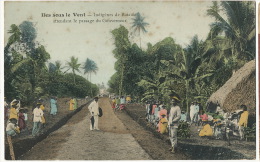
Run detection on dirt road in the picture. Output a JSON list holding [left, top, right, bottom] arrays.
[[19, 98, 152, 160]]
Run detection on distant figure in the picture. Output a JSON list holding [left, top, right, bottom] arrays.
[[88, 97, 100, 130], [32, 103, 43, 137], [120, 96, 126, 104], [111, 98, 116, 111], [74, 98, 78, 109], [192, 102, 200, 124], [39, 100, 46, 127], [189, 102, 195, 123], [69, 98, 75, 111], [6, 118, 20, 137], [126, 95, 131, 104], [180, 111, 187, 122], [18, 109, 26, 131], [50, 97, 58, 115], [9, 100, 19, 120], [238, 105, 249, 140]]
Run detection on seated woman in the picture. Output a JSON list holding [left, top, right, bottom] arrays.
[[159, 114, 168, 134], [6, 118, 20, 137], [199, 121, 213, 137], [199, 110, 208, 125]]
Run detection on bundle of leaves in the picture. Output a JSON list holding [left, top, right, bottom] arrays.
[[177, 121, 191, 138], [244, 123, 256, 141]]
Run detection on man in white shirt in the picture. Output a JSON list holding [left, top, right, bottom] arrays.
[[168, 95, 181, 153], [32, 103, 43, 137], [88, 97, 100, 130]]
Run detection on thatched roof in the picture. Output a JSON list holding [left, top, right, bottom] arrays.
[[207, 60, 256, 115]]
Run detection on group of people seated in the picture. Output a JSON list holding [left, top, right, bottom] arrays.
[[197, 104, 249, 141], [111, 95, 131, 111]]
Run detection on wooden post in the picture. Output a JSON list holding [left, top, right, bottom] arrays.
[[7, 136, 15, 160]]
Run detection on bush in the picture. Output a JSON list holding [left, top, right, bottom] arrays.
[[177, 121, 191, 138]]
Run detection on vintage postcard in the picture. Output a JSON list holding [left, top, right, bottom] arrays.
[[2, 0, 257, 161]]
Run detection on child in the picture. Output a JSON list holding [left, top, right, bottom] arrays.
[[159, 114, 168, 134], [6, 118, 20, 137]]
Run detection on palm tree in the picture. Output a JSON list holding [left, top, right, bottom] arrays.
[[161, 36, 213, 114], [82, 58, 98, 81], [66, 56, 81, 84], [82, 58, 98, 96], [131, 12, 149, 48], [207, 1, 255, 62]]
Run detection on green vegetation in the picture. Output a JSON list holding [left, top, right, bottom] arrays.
[[108, 1, 255, 111], [4, 21, 99, 106]]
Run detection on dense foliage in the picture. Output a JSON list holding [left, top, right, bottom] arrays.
[[4, 21, 99, 106], [108, 1, 255, 112]]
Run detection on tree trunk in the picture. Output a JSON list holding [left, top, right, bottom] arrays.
[[119, 64, 125, 96], [185, 80, 190, 121], [90, 73, 93, 97]]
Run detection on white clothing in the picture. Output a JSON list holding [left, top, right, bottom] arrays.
[[190, 104, 195, 121], [168, 105, 181, 149], [90, 115, 99, 130], [88, 100, 99, 116], [88, 100, 99, 130], [168, 105, 181, 127], [33, 108, 43, 122], [4, 101, 8, 107], [6, 122, 16, 131], [24, 113, 28, 121]]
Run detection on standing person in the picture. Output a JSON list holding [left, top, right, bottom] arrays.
[[193, 102, 200, 124], [238, 105, 249, 140], [189, 102, 195, 123], [18, 109, 26, 131], [88, 97, 100, 130], [168, 95, 181, 153], [39, 100, 46, 128], [74, 98, 78, 109], [115, 97, 120, 110], [126, 95, 131, 104], [111, 98, 116, 111], [69, 98, 75, 111], [32, 103, 43, 137], [120, 96, 126, 110], [50, 97, 58, 115], [9, 100, 19, 121]]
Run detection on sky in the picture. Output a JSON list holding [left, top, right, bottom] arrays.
[[4, 1, 215, 86]]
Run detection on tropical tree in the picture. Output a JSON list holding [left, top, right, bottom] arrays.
[[207, 1, 255, 66], [82, 58, 98, 81], [111, 25, 131, 96], [131, 12, 149, 48], [82, 58, 98, 96], [66, 56, 81, 84]]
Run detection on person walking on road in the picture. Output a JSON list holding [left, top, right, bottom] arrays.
[[50, 97, 58, 115], [168, 95, 181, 153], [88, 97, 100, 130], [32, 103, 44, 137]]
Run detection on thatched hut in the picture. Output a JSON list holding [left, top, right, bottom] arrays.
[[206, 60, 256, 119]]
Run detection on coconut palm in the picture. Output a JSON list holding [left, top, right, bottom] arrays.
[[82, 58, 98, 81], [82, 58, 98, 96], [207, 1, 255, 62], [66, 56, 81, 84], [131, 12, 149, 48]]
